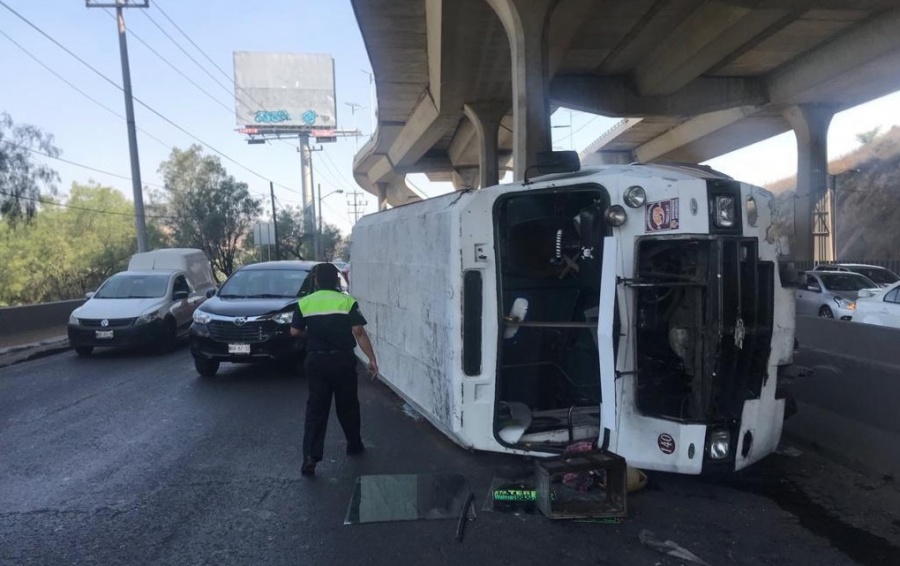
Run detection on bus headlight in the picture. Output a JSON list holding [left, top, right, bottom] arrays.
[[715, 196, 736, 228], [708, 430, 731, 460], [623, 185, 646, 208], [604, 205, 627, 227]]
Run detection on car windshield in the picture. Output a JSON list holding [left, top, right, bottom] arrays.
[[94, 274, 169, 299], [851, 267, 900, 285], [218, 268, 311, 298], [819, 272, 877, 291]]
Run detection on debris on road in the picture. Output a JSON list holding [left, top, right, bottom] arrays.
[[639, 529, 710, 566]]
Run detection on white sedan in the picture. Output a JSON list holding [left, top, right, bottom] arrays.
[[854, 281, 900, 328]]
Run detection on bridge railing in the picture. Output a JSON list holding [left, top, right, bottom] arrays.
[[0, 299, 84, 348]]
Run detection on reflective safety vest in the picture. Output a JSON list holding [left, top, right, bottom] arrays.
[[298, 290, 357, 317]]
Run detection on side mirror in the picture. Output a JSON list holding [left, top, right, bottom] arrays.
[[206, 289, 216, 298], [857, 289, 876, 299], [173, 290, 189, 300], [524, 151, 581, 182], [85, 291, 95, 299], [536, 150, 580, 174], [807, 284, 821, 293]]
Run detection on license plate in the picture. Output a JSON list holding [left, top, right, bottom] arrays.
[[228, 343, 251, 355], [95, 330, 114, 339]]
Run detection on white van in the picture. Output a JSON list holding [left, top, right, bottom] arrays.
[[67, 249, 217, 356]]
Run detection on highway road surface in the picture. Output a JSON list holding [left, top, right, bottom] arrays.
[[1, 344, 898, 566]]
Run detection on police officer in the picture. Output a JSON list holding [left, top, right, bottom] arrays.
[[290, 263, 378, 477]]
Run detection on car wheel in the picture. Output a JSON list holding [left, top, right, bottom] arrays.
[[194, 357, 219, 378], [74, 346, 93, 357], [159, 317, 178, 353], [819, 306, 834, 319]]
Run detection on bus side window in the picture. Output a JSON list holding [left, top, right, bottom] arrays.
[[463, 270, 483, 376]]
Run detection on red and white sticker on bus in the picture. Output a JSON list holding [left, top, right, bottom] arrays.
[[657, 433, 676, 454], [646, 198, 680, 232]]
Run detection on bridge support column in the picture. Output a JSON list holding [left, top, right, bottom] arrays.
[[463, 102, 508, 188], [784, 105, 835, 264], [486, 0, 556, 181], [375, 182, 389, 211], [451, 168, 479, 191]]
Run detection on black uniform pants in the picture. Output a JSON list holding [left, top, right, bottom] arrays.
[[302, 351, 363, 460]]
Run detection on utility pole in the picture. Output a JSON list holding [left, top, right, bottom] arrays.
[[86, 0, 149, 252], [361, 70, 376, 133], [345, 102, 366, 150], [318, 185, 345, 261], [347, 191, 368, 224], [269, 181, 280, 260], [299, 136, 324, 261]]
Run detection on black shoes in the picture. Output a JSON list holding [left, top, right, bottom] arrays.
[[303, 446, 364, 475], [301, 456, 317, 476]]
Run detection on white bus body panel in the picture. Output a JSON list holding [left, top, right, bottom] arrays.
[[351, 164, 794, 473]]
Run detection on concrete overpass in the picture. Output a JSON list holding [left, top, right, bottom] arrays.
[[349, 0, 900, 261]]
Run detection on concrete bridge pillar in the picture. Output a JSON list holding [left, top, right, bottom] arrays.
[[783, 104, 836, 263], [485, 0, 557, 181], [375, 182, 389, 211], [463, 102, 508, 188], [451, 168, 480, 191]]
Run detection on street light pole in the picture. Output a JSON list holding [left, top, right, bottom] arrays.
[[318, 186, 344, 261]]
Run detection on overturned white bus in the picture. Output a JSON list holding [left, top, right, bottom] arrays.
[[350, 157, 796, 474]]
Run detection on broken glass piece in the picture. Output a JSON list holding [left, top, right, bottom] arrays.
[[344, 474, 471, 525]]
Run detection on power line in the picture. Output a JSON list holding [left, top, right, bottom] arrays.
[[0, 140, 168, 190], [138, 10, 236, 100], [320, 148, 357, 189], [0, 1, 300, 197], [0, 27, 172, 151], [154, 0, 233, 82], [103, 9, 232, 114], [0, 188, 176, 220], [152, 0, 274, 115]]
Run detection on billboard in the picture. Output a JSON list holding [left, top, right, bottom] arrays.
[[233, 52, 336, 131]]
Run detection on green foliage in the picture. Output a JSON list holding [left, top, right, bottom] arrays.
[[157, 145, 262, 278], [0, 182, 137, 306], [855, 126, 881, 146], [247, 204, 346, 262], [0, 112, 60, 226]]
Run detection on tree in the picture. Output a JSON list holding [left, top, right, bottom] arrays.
[[0, 112, 59, 226], [0, 182, 137, 305], [158, 145, 262, 278], [856, 126, 881, 146], [273, 205, 314, 260]]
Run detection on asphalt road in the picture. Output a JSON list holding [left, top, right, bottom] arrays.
[[2, 344, 899, 566]]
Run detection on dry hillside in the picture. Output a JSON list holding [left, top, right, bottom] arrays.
[[765, 125, 900, 260]]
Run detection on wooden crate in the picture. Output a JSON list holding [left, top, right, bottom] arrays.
[[535, 449, 627, 520]]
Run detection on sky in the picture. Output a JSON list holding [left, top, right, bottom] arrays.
[[2, 0, 899, 237]]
